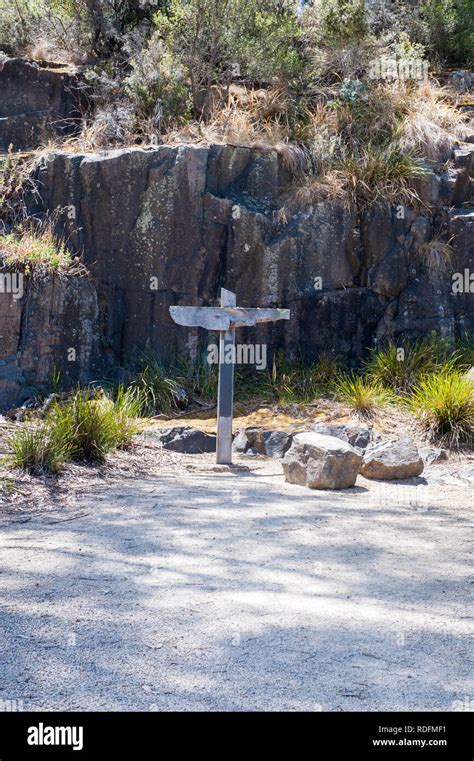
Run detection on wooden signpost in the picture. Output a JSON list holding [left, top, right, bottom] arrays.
[[170, 288, 290, 464]]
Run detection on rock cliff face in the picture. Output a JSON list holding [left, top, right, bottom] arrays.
[[0, 270, 101, 407], [0, 58, 84, 151], [1, 139, 473, 408]]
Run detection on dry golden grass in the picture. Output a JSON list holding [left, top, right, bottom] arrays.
[[0, 223, 84, 275], [395, 82, 469, 163], [416, 232, 457, 274]]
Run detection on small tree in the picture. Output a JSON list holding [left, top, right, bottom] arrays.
[[153, 0, 303, 119]]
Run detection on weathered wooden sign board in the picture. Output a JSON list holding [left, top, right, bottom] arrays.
[[170, 288, 290, 464]]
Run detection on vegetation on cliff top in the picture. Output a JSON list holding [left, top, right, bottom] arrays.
[[0, 1, 471, 206]]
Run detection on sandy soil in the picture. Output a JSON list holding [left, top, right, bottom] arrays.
[[0, 433, 472, 711]]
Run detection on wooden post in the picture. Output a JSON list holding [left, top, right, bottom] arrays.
[[216, 288, 236, 464], [169, 292, 290, 465]]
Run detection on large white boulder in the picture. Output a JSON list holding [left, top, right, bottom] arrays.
[[282, 433, 362, 490]]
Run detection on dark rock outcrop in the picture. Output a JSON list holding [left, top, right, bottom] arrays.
[[0, 58, 85, 151], [145, 426, 216, 453], [0, 132, 473, 406], [0, 271, 102, 408]]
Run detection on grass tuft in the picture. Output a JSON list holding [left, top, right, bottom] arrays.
[[334, 372, 393, 418], [7, 425, 69, 475], [0, 225, 77, 274], [409, 369, 474, 448]]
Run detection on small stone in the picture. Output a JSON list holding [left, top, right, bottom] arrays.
[[232, 430, 251, 453], [419, 447, 448, 466], [145, 426, 216, 453], [262, 430, 293, 458]]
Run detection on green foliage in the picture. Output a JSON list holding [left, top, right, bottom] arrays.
[[0, 0, 42, 54], [170, 353, 220, 402], [7, 424, 69, 475], [232, 2, 304, 83], [334, 372, 393, 417], [454, 333, 474, 370], [129, 357, 181, 416], [364, 338, 447, 394], [153, 0, 304, 118], [308, 0, 368, 46], [124, 42, 192, 126], [340, 141, 428, 204], [421, 0, 473, 66], [111, 385, 142, 446], [0, 226, 74, 273], [48, 390, 123, 462], [8, 387, 141, 475], [409, 368, 474, 447], [260, 351, 344, 403]]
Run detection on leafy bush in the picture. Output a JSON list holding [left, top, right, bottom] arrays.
[[340, 141, 428, 204], [454, 333, 474, 370], [123, 39, 192, 130], [111, 385, 142, 447], [421, 0, 473, 66], [0, 0, 41, 55], [8, 387, 141, 475], [48, 391, 122, 462], [409, 369, 474, 446], [171, 353, 219, 402], [302, 0, 374, 81], [153, 0, 304, 119], [260, 351, 344, 404]]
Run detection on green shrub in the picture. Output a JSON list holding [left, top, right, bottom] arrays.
[[48, 391, 120, 462], [110, 385, 142, 447], [170, 352, 219, 402], [153, 0, 304, 119], [454, 333, 474, 371], [364, 338, 445, 394], [334, 372, 393, 417], [340, 142, 428, 204], [409, 368, 474, 446], [7, 424, 69, 475], [306, 0, 368, 46], [261, 351, 344, 404], [129, 358, 181, 416], [421, 0, 473, 66], [8, 386, 141, 475], [44, 387, 140, 463], [124, 41, 192, 127]]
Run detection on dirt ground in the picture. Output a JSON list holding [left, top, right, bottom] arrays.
[[0, 406, 472, 711]]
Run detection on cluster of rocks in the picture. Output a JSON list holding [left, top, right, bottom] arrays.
[[147, 422, 445, 490], [282, 428, 427, 490]]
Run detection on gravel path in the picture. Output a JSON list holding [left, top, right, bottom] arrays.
[[0, 456, 472, 712]]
